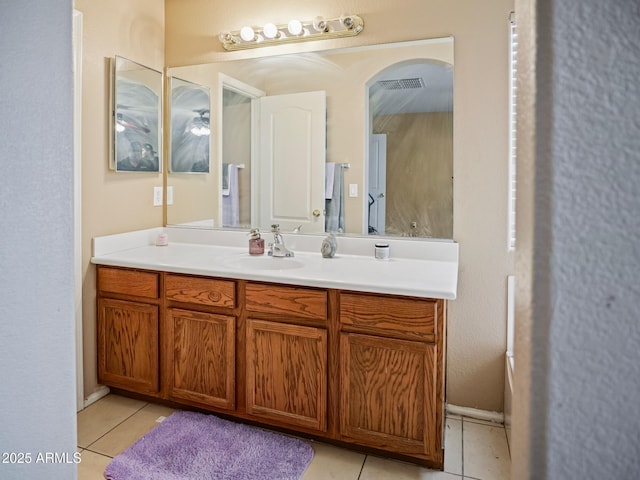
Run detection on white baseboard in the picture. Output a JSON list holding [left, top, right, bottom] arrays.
[[446, 403, 505, 424], [82, 385, 110, 409]]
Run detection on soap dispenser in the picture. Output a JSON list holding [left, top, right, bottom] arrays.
[[248, 228, 265, 255], [321, 233, 337, 258]]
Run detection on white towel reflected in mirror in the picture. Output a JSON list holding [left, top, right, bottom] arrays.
[[325, 162, 345, 233], [222, 163, 240, 227]]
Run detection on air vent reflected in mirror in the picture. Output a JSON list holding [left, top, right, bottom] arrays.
[[377, 77, 425, 90]]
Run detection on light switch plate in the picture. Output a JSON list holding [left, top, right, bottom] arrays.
[[153, 186, 163, 206], [349, 183, 358, 197]]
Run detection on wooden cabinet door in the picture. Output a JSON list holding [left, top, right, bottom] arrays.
[[340, 332, 438, 458], [246, 319, 327, 432], [98, 298, 159, 394], [168, 308, 236, 410]]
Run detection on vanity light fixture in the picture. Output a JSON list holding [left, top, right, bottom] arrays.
[[219, 14, 364, 51]]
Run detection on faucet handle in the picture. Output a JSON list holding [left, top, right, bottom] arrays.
[[271, 224, 280, 233]]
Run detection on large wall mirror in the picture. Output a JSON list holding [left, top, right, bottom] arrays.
[[166, 37, 453, 238], [111, 56, 162, 172]]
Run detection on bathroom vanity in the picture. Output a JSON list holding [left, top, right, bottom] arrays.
[[92, 228, 458, 470]]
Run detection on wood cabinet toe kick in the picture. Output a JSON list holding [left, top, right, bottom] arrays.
[[96, 265, 447, 469]]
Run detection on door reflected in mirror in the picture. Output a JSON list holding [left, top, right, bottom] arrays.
[[166, 37, 454, 239]]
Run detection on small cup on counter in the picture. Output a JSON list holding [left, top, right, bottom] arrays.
[[156, 232, 169, 246], [374, 243, 390, 260]]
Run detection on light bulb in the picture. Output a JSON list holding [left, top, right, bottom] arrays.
[[312, 16, 327, 32], [218, 32, 232, 43], [240, 26, 255, 42], [191, 126, 210, 136], [115, 123, 125, 133], [340, 15, 354, 29], [263, 22, 278, 39], [287, 19, 303, 36]]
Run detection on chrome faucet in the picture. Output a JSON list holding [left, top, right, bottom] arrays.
[[268, 224, 294, 257]]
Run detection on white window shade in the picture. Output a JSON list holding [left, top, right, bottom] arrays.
[[508, 12, 517, 251]]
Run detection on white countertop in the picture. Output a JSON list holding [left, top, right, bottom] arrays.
[[91, 228, 459, 300]]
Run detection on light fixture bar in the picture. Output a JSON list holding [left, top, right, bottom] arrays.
[[219, 14, 364, 51]]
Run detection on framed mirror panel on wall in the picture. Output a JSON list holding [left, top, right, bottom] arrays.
[[111, 56, 163, 173]]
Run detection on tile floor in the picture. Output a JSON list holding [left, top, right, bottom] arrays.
[[77, 394, 510, 480]]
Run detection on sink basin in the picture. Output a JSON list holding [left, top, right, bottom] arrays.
[[221, 255, 305, 271]]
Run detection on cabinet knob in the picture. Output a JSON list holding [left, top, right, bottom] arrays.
[[312, 209, 321, 217]]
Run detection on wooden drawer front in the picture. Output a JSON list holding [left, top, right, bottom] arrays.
[[246, 283, 327, 321], [165, 274, 235, 308], [340, 293, 436, 342], [98, 267, 159, 299]]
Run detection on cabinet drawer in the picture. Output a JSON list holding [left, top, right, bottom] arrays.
[[340, 293, 437, 342], [246, 283, 327, 321], [165, 274, 235, 308], [98, 267, 159, 299]]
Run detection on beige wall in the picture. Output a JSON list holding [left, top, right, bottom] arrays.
[[79, 0, 514, 412], [76, 0, 165, 398], [165, 0, 514, 411]]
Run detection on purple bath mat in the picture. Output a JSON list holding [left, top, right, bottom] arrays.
[[104, 411, 314, 480]]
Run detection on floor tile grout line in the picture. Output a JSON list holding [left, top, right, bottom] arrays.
[[81, 447, 114, 460], [503, 421, 511, 460], [356, 454, 367, 479], [82, 400, 150, 450], [462, 417, 505, 427], [461, 417, 465, 478]]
